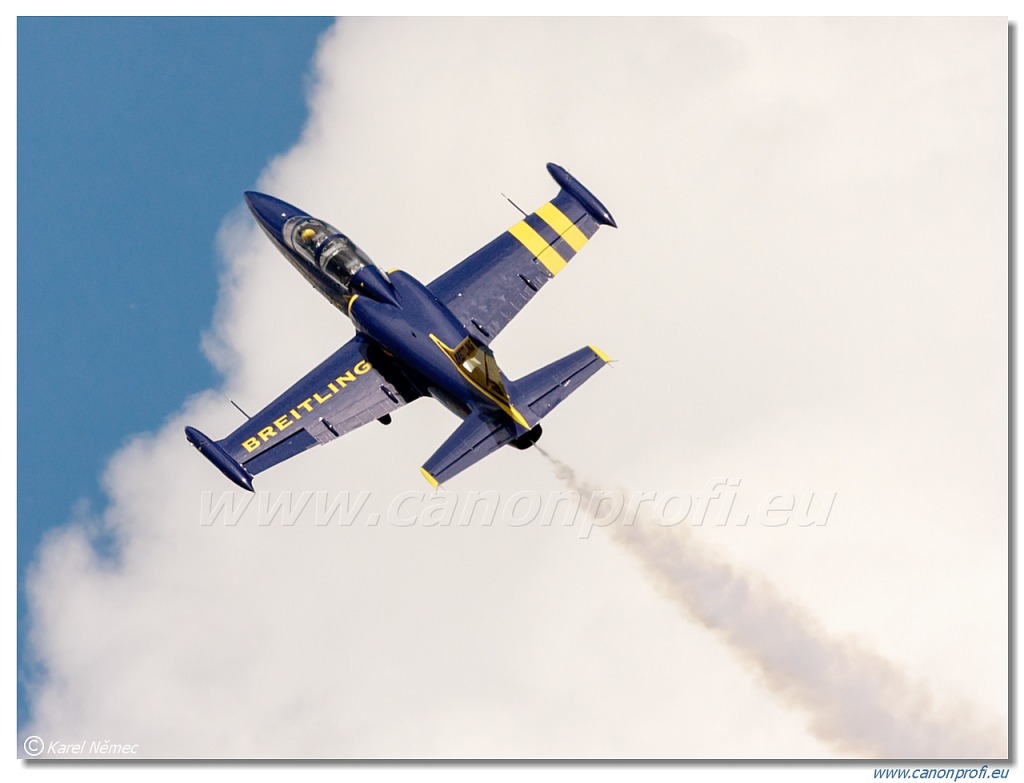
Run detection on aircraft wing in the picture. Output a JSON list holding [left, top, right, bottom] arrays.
[[428, 163, 615, 345], [187, 335, 420, 489]]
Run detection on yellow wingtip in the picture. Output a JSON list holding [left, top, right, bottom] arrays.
[[420, 467, 440, 489], [589, 345, 612, 363]]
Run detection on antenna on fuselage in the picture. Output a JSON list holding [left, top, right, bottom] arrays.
[[222, 393, 252, 421], [501, 192, 528, 218]]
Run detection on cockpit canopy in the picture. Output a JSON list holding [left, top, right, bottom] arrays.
[[284, 216, 375, 288]]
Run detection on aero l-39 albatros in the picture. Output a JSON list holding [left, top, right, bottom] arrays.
[[186, 163, 616, 490]]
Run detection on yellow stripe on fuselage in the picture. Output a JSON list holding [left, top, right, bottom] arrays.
[[508, 220, 567, 276], [536, 202, 588, 253]]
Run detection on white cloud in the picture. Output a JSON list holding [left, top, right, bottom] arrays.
[[22, 18, 1007, 758]]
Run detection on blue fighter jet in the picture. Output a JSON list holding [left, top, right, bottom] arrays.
[[186, 163, 616, 490]]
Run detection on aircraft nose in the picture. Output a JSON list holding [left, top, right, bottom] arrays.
[[244, 191, 304, 239]]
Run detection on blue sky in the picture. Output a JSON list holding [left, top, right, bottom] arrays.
[[17, 16, 335, 727]]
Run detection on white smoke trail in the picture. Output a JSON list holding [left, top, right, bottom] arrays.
[[536, 447, 1004, 759]]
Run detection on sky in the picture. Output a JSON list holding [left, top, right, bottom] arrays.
[[17, 14, 335, 726], [15, 16, 1009, 765]]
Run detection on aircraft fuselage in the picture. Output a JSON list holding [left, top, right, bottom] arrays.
[[245, 192, 531, 432]]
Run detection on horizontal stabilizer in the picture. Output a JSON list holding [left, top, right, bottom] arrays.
[[420, 346, 611, 487], [421, 410, 516, 487], [513, 345, 610, 420]]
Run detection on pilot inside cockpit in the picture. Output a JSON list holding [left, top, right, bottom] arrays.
[[287, 217, 373, 288]]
